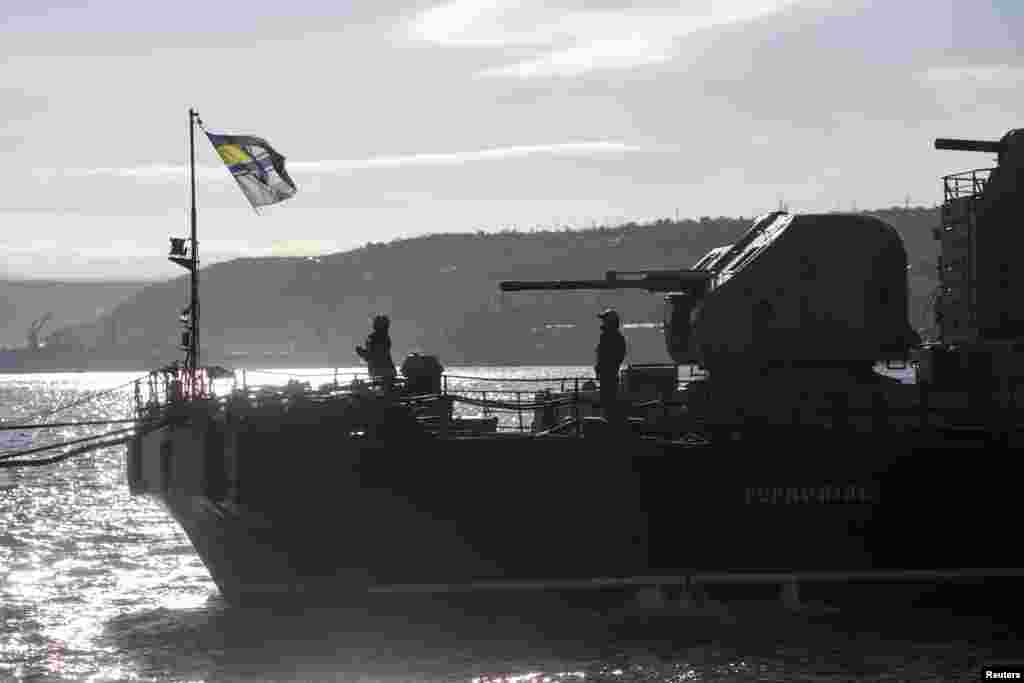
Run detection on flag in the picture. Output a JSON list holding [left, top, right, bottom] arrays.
[[206, 132, 297, 208]]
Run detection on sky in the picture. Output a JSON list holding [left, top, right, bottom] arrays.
[[1, 0, 1021, 280]]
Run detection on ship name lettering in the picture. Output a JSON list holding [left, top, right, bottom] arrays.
[[744, 486, 872, 504]]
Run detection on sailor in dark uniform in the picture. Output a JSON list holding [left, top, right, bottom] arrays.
[[356, 314, 396, 390], [595, 309, 626, 422]]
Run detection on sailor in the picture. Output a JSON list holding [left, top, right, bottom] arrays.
[[595, 309, 627, 422], [355, 314, 396, 390]]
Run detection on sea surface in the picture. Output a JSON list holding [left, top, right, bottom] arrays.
[[0, 367, 1014, 682]]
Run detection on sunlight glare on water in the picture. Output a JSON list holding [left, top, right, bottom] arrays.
[[2, 371, 216, 681]]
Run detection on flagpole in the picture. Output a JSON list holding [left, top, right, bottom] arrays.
[[188, 108, 200, 393]]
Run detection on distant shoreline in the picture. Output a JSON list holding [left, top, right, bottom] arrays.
[[2, 278, 153, 286]]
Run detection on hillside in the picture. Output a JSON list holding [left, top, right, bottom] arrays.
[[0, 280, 149, 349], [26, 207, 939, 370]]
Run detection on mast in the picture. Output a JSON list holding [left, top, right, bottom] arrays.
[[168, 109, 202, 395], [188, 108, 200, 390]]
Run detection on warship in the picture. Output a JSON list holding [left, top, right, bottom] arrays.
[[125, 113, 1023, 609]]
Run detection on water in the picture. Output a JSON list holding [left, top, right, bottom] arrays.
[[0, 368, 1010, 682]]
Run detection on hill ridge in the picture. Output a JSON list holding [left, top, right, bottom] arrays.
[[2, 207, 940, 368]]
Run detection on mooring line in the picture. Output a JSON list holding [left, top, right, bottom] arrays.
[[0, 418, 152, 431], [5, 374, 149, 425], [0, 425, 143, 461], [0, 436, 135, 469]]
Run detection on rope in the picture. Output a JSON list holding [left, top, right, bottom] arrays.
[[244, 369, 353, 378], [210, 369, 603, 387], [0, 424, 145, 461], [218, 369, 598, 385], [5, 374, 148, 426], [443, 373, 592, 383], [0, 418, 149, 431], [0, 436, 134, 469], [448, 394, 581, 411]]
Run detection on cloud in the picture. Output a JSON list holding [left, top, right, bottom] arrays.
[[411, 0, 520, 47], [47, 141, 645, 181], [410, 1, 798, 77], [917, 64, 1024, 88], [478, 37, 675, 78], [289, 141, 645, 171], [69, 164, 209, 180], [0, 88, 50, 123], [0, 206, 90, 214], [914, 64, 1024, 114]]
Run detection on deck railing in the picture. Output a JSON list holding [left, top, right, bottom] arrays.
[[942, 167, 991, 201], [131, 367, 692, 434], [132, 364, 1022, 440]]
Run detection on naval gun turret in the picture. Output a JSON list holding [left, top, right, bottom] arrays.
[[932, 130, 1024, 345], [922, 128, 1024, 388], [501, 211, 920, 376]]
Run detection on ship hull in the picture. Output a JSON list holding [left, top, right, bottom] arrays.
[[130, 419, 1022, 607]]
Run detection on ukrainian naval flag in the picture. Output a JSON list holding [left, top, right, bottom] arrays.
[[206, 132, 297, 208]]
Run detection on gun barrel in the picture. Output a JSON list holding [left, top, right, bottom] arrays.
[[500, 270, 711, 293], [501, 280, 634, 291], [934, 138, 1003, 153]]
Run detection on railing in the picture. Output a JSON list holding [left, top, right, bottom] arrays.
[[132, 367, 701, 435], [132, 363, 1019, 441], [939, 168, 990, 344], [942, 168, 991, 202]]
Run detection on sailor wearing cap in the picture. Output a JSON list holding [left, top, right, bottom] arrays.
[[595, 309, 627, 422], [356, 314, 397, 390]]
